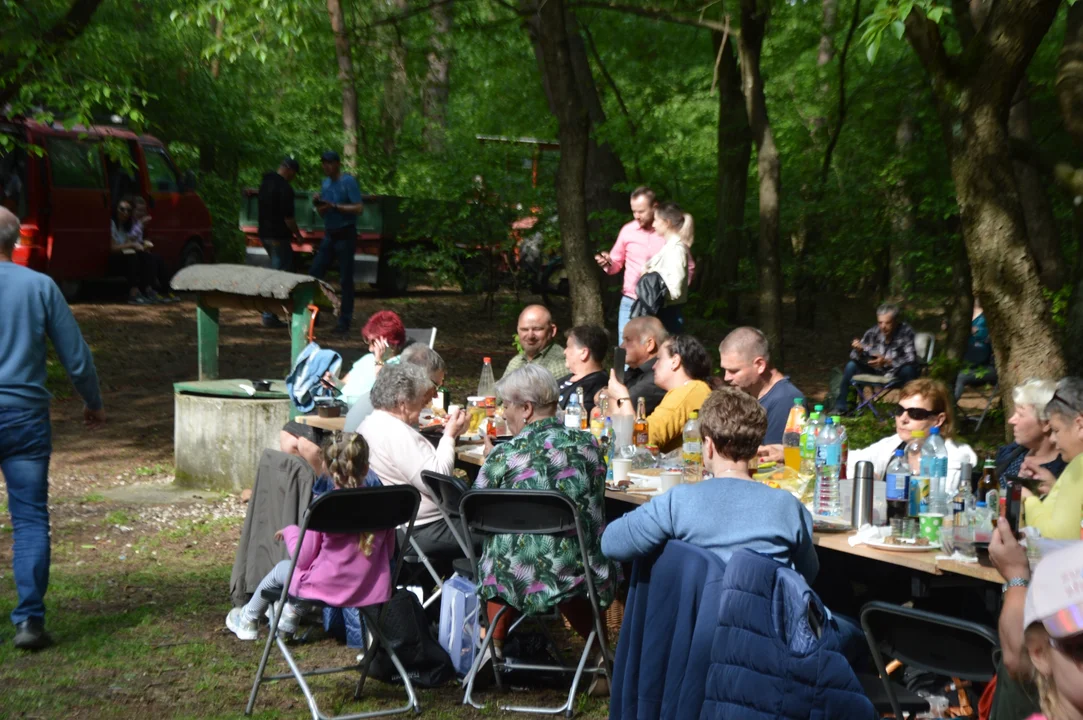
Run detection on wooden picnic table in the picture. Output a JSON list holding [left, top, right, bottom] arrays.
[[295, 415, 346, 432]]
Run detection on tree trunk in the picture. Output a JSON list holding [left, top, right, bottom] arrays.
[[818, 0, 838, 67], [945, 235, 974, 362], [738, 0, 784, 363], [887, 110, 916, 299], [903, 2, 1066, 417], [1057, 0, 1083, 146], [422, 1, 453, 153], [709, 29, 751, 323], [523, 0, 604, 326], [1065, 206, 1083, 373], [326, 0, 360, 170], [1009, 79, 1063, 290], [381, 0, 409, 162]]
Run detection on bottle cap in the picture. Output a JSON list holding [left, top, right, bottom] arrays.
[[824, 417, 834, 425], [930, 427, 940, 435], [814, 404, 824, 411], [912, 430, 925, 438], [977, 501, 987, 507], [894, 449, 904, 456], [483, 357, 491, 363], [794, 398, 804, 405], [690, 410, 698, 419]]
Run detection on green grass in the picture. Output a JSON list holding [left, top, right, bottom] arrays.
[[136, 464, 174, 477], [80, 493, 106, 504], [104, 509, 135, 526]]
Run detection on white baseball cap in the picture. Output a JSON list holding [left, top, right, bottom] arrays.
[[1023, 544, 1083, 639]]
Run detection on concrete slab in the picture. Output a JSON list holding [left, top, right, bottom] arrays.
[[99, 481, 219, 505]]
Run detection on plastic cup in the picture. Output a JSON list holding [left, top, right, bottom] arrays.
[[660, 470, 682, 492], [919, 513, 944, 543], [612, 458, 632, 483]]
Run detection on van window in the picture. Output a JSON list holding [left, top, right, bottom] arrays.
[[143, 145, 179, 192], [48, 137, 105, 189], [105, 141, 141, 210], [0, 136, 28, 219]]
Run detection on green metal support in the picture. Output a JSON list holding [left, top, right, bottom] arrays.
[[196, 301, 220, 381]]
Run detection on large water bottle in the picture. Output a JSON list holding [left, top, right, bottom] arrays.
[[564, 392, 582, 430], [922, 427, 950, 514], [815, 417, 842, 516]]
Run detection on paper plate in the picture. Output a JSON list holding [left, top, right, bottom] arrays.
[[864, 538, 940, 553]]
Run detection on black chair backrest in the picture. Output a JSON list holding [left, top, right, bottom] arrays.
[[305, 486, 420, 535], [420, 470, 469, 517], [861, 601, 999, 682], [459, 489, 578, 536]]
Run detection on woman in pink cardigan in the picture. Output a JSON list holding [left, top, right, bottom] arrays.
[[226, 433, 393, 640]]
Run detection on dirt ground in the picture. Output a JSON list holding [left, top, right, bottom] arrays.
[[0, 285, 997, 718]]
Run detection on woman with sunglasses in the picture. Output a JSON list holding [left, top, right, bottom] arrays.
[[1024, 378, 1083, 539], [845, 378, 977, 494]]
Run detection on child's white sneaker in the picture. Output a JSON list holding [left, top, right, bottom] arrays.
[[266, 601, 300, 635], [226, 607, 258, 641]]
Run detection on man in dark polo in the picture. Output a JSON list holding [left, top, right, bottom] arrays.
[[257, 157, 304, 328]]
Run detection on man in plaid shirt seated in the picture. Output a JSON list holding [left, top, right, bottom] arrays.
[[833, 303, 919, 414]]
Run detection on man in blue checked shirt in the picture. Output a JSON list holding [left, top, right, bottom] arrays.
[[311, 150, 364, 335]]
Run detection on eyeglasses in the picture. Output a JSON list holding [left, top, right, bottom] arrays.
[[1050, 634, 1083, 665], [1050, 390, 1080, 414], [892, 404, 937, 421]]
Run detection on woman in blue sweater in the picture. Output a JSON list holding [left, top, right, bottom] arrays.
[[602, 386, 818, 583]]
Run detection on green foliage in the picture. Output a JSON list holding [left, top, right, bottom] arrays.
[[860, 0, 952, 63]]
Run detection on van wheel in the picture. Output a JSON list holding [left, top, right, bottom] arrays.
[[59, 280, 82, 302], [180, 242, 204, 268]]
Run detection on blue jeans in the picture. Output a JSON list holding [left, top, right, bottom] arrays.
[[0, 407, 52, 625], [835, 360, 921, 412], [309, 226, 356, 329], [618, 295, 634, 343], [260, 236, 295, 323]]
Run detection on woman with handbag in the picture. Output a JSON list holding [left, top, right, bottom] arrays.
[[640, 202, 693, 333]]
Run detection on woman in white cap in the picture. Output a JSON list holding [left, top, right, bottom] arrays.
[[1021, 543, 1083, 719]]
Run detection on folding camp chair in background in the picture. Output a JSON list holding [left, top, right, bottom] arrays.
[[459, 489, 612, 717], [404, 327, 437, 349], [859, 600, 999, 719], [245, 485, 423, 720], [852, 332, 936, 418]]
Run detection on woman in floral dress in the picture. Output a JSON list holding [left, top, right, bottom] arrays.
[[474, 364, 620, 657]]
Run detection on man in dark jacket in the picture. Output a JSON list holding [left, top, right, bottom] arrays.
[[619, 316, 668, 415], [0, 206, 105, 650], [257, 157, 304, 328]]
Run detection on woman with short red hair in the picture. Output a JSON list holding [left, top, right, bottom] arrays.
[[327, 310, 412, 407]]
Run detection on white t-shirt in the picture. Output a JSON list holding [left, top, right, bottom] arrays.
[[846, 433, 978, 495]]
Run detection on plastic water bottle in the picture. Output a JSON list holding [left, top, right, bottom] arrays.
[[783, 399, 806, 472], [830, 415, 848, 480], [885, 449, 910, 523], [564, 393, 582, 430], [477, 357, 496, 403], [905, 430, 926, 474], [682, 411, 703, 482], [800, 409, 823, 475], [922, 427, 949, 514], [815, 417, 842, 516]]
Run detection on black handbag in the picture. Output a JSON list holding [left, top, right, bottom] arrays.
[[630, 271, 666, 319]]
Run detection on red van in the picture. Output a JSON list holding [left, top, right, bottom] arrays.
[[0, 118, 213, 297]]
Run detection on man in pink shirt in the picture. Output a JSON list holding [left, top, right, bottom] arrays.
[[595, 186, 694, 340]]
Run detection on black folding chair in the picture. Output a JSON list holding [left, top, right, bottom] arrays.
[[420, 471, 473, 564], [859, 601, 999, 719], [245, 486, 423, 720], [458, 489, 612, 717]]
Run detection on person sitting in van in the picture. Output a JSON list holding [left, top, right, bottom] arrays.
[[111, 199, 158, 305], [131, 198, 177, 303]]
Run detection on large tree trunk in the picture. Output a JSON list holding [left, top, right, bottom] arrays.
[[523, 0, 604, 326], [422, 1, 453, 153], [738, 0, 784, 363], [904, 1, 1065, 417], [1058, 2, 1083, 373], [887, 110, 916, 299], [945, 235, 974, 362], [1009, 80, 1063, 290], [326, 0, 360, 169], [708, 29, 751, 323], [381, 0, 409, 162]]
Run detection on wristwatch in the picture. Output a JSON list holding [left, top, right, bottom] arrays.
[[1002, 577, 1029, 593]]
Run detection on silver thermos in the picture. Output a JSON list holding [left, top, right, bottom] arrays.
[[852, 461, 875, 528]]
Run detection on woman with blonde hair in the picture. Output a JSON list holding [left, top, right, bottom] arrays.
[[641, 202, 693, 333], [846, 378, 977, 494]]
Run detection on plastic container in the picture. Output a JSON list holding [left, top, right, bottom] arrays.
[[815, 417, 842, 516], [438, 573, 481, 677], [682, 411, 702, 482], [783, 398, 806, 472]]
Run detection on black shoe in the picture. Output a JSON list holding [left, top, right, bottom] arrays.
[[261, 315, 287, 329], [14, 619, 52, 650], [330, 325, 351, 336]]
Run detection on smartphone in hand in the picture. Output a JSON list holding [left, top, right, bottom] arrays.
[[613, 347, 626, 384], [1002, 477, 1025, 535]]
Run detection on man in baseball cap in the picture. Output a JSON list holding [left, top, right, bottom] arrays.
[[310, 150, 363, 335]]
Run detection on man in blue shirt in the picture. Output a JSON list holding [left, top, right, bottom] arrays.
[[0, 206, 105, 650], [718, 326, 804, 446], [310, 151, 364, 334]]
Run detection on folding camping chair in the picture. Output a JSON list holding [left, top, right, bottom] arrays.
[[852, 331, 935, 418], [859, 601, 999, 719], [404, 327, 437, 349], [398, 471, 471, 610], [459, 489, 612, 717], [245, 485, 423, 720]]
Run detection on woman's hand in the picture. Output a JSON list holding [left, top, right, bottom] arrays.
[[607, 370, 632, 414], [1020, 456, 1057, 496], [444, 407, 468, 438], [757, 444, 784, 464], [372, 337, 390, 364], [320, 371, 339, 390], [989, 517, 1030, 581], [274, 530, 285, 542], [482, 434, 495, 458]]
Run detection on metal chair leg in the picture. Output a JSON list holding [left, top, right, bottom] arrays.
[[463, 605, 507, 709]]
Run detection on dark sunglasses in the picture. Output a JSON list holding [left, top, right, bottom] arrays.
[[892, 404, 937, 421], [1051, 634, 1083, 665]]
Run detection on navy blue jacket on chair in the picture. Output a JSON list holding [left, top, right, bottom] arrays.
[[610, 540, 728, 720], [702, 549, 876, 720]]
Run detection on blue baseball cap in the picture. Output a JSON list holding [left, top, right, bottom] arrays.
[[320, 150, 341, 163]]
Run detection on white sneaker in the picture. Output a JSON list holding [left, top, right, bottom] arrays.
[[226, 607, 259, 641], [265, 601, 300, 635]]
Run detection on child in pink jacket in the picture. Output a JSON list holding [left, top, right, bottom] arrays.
[[226, 433, 393, 640]]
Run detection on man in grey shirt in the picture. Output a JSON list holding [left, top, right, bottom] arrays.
[[343, 344, 446, 432]]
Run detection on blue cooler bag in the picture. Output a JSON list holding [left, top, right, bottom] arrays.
[[438, 573, 480, 676]]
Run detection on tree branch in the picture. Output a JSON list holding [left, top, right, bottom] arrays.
[[0, 0, 104, 109], [580, 21, 637, 135], [903, 8, 954, 88], [819, 0, 861, 185], [570, 1, 734, 33], [966, 0, 1060, 107]]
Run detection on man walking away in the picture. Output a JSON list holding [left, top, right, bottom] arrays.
[[0, 206, 105, 650], [258, 157, 304, 328], [310, 151, 364, 335]]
